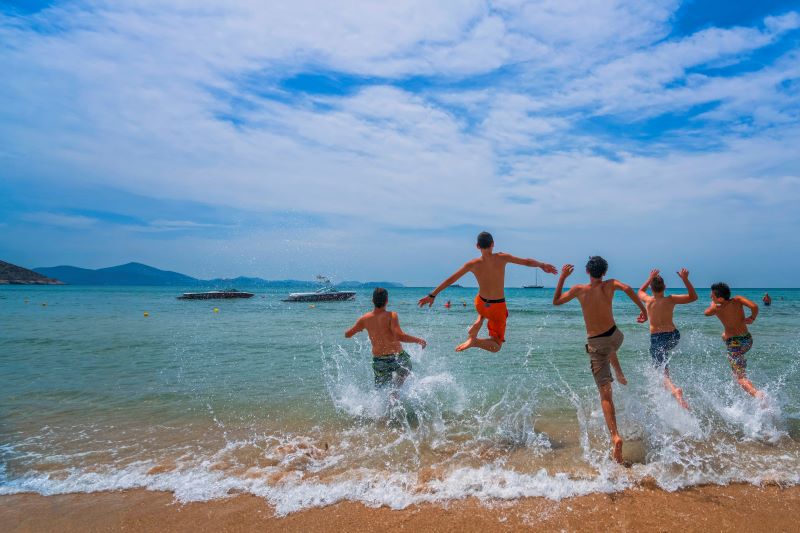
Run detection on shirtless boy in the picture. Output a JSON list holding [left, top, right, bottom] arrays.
[[704, 282, 764, 399], [346, 288, 426, 389], [638, 268, 697, 409], [552, 256, 647, 464], [417, 232, 556, 352]]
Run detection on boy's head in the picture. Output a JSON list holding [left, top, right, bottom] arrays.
[[372, 287, 388, 308], [586, 256, 608, 279], [711, 282, 731, 303], [651, 275, 666, 293], [476, 231, 494, 250]]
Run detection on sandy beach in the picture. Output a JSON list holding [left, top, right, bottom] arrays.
[[3, 483, 799, 532]]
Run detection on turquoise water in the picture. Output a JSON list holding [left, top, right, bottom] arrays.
[[1, 285, 799, 513]]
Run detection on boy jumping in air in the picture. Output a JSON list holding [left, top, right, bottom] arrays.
[[417, 231, 557, 352], [552, 256, 647, 464], [638, 268, 697, 409], [346, 287, 426, 389], [704, 282, 764, 399]]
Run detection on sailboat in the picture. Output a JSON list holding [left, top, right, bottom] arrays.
[[523, 270, 544, 289]]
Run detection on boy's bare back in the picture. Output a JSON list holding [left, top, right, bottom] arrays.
[[572, 280, 617, 336], [646, 298, 679, 333], [356, 310, 404, 356], [467, 253, 512, 299], [707, 297, 751, 339]]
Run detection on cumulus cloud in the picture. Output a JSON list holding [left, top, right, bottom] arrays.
[[0, 1, 798, 283]]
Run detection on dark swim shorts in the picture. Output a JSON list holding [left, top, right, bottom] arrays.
[[650, 329, 680, 368], [372, 351, 412, 387]]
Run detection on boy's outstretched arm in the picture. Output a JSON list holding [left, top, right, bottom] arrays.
[[736, 296, 759, 324], [391, 313, 426, 348], [704, 294, 718, 316], [614, 279, 648, 322], [553, 264, 580, 305], [418, 262, 471, 307], [671, 268, 698, 304], [345, 317, 365, 338], [500, 254, 558, 274], [638, 268, 659, 302]]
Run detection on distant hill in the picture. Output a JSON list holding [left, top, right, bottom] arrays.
[[1, 260, 63, 285], [35, 262, 200, 286], [32, 262, 403, 288]]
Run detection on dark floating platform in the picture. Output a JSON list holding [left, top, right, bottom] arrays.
[[177, 290, 254, 300]]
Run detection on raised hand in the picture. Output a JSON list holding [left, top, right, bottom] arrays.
[[541, 263, 558, 275], [677, 268, 689, 280], [649, 268, 660, 280], [560, 264, 574, 278], [418, 295, 435, 307]]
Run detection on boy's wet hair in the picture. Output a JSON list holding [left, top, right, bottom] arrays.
[[711, 282, 731, 300], [372, 287, 388, 308], [586, 256, 608, 278], [477, 231, 494, 249], [651, 275, 665, 293]]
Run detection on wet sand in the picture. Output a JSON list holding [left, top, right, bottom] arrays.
[[3, 484, 799, 532]]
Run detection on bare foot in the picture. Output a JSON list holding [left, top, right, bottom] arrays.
[[674, 388, 689, 410], [612, 436, 624, 464], [615, 372, 628, 386], [455, 338, 478, 352]]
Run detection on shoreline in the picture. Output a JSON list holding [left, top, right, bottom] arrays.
[[3, 483, 799, 532]]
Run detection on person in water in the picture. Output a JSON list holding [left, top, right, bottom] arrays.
[[704, 282, 764, 399], [417, 231, 557, 352], [552, 256, 648, 464], [346, 287, 426, 389], [763, 292, 772, 306], [638, 268, 697, 409]]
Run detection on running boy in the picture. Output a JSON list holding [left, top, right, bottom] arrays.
[[704, 282, 764, 399], [417, 231, 557, 352], [552, 256, 647, 463], [638, 268, 697, 409], [346, 288, 426, 389]]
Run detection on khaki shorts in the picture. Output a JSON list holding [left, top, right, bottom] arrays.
[[585, 327, 624, 386]]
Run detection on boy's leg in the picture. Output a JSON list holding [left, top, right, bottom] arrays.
[[456, 313, 502, 353], [663, 368, 689, 409], [608, 351, 627, 385], [736, 374, 764, 399], [598, 382, 624, 463]]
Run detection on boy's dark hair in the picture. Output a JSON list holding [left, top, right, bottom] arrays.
[[372, 287, 388, 308], [586, 256, 608, 278], [477, 231, 494, 249], [651, 275, 665, 293], [711, 282, 731, 300]]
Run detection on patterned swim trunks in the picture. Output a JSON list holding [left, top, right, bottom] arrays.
[[725, 333, 752, 378], [372, 351, 412, 387]]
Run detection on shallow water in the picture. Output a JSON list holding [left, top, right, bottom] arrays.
[[1, 286, 798, 514]]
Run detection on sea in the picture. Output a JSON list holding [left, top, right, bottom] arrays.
[[1, 286, 798, 515]]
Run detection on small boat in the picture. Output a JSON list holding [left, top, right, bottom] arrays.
[[177, 289, 254, 300], [283, 276, 355, 302], [523, 271, 544, 289]]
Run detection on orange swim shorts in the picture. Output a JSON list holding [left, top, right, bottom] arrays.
[[474, 295, 508, 343]]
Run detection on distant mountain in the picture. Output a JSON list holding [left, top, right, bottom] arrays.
[[1, 260, 63, 285], [35, 262, 199, 286], [32, 262, 403, 288]]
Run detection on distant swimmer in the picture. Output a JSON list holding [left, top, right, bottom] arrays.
[[346, 287, 426, 390], [444, 300, 452, 309], [638, 268, 698, 409], [418, 231, 557, 353], [552, 256, 648, 464], [763, 293, 772, 306], [705, 283, 764, 399]]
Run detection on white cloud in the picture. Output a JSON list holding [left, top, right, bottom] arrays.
[[22, 212, 98, 228], [1, 2, 799, 284]]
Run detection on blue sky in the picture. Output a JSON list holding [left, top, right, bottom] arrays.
[[1, 1, 799, 287]]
